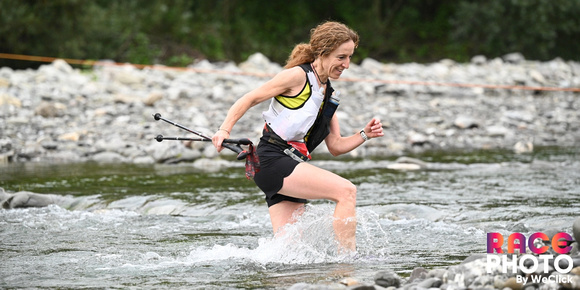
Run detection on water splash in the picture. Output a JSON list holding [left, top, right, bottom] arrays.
[[184, 204, 390, 266]]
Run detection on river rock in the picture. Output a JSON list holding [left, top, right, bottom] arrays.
[[407, 267, 428, 283], [503, 277, 524, 290], [453, 115, 479, 129], [385, 163, 421, 171], [514, 141, 534, 154], [394, 156, 428, 168], [573, 217, 580, 243], [374, 271, 401, 288], [0, 93, 21, 107], [144, 91, 164, 106], [416, 277, 442, 288], [1, 188, 58, 209], [486, 125, 510, 137], [0, 54, 578, 164], [559, 274, 580, 290], [34, 101, 67, 118], [503, 52, 526, 64], [427, 268, 448, 280]]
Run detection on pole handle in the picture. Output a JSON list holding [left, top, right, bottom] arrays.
[[153, 113, 250, 160]]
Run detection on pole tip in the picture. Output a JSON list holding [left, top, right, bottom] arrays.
[[155, 135, 164, 142], [153, 113, 161, 120]]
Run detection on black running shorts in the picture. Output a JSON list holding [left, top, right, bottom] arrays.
[[253, 140, 308, 207]]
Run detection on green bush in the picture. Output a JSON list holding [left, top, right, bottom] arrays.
[[1, 0, 578, 70]]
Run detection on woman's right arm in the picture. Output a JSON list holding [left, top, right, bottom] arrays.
[[212, 67, 305, 152]]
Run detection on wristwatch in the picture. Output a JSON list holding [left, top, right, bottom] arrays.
[[360, 129, 369, 141]]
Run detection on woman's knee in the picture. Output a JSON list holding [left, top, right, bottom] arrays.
[[335, 181, 357, 205]]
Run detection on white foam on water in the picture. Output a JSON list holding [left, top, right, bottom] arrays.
[[182, 204, 391, 266], [3, 202, 389, 276]]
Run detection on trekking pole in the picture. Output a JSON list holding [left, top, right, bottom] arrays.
[[152, 113, 250, 160]]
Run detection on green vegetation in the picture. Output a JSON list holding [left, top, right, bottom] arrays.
[[1, 0, 579, 69]]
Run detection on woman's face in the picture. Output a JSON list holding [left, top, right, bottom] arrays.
[[321, 40, 355, 80]]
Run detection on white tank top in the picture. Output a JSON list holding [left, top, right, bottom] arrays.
[[262, 65, 325, 142]]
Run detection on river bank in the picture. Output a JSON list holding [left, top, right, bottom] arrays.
[[0, 53, 579, 164]]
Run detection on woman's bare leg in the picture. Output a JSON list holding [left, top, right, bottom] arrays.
[[268, 201, 305, 235], [277, 162, 357, 251]]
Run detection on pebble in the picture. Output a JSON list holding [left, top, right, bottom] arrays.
[[1, 53, 579, 164]]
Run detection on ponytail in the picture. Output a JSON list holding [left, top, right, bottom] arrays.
[[284, 43, 315, 69]]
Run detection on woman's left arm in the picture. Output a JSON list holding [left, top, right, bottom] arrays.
[[325, 115, 384, 156]]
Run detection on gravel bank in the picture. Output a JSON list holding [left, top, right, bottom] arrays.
[[0, 52, 579, 164]]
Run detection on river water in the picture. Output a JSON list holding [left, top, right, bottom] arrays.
[[1, 147, 578, 289]]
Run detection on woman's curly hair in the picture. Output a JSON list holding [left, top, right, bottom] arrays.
[[285, 21, 359, 69]]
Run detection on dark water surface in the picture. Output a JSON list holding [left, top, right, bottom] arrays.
[[1, 147, 578, 289]]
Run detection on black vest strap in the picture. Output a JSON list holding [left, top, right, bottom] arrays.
[[304, 73, 336, 152]]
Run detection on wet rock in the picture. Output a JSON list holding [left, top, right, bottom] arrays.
[[1, 189, 57, 209], [447, 257, 488, 288], [570, 243, 580, 256], [386, 163, 421, 171], [492, 275, 507, 289], [417, 277, 442, 288], [558, 274, 580, 290], [573, 217, 580, 244], [407, 267, 428, 283], [394, 157, 428, 169], [374, 271, 401, 288], [503, 277, 524, 290]]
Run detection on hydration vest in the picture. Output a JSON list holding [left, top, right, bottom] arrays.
[[262, 63, 339, 154]]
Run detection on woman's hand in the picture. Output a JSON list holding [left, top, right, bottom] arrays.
[[212, 129, 230, 153], [363, 118, 384, 139]]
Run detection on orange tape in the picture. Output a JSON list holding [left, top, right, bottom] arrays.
[[1, 52, 578, 92]]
